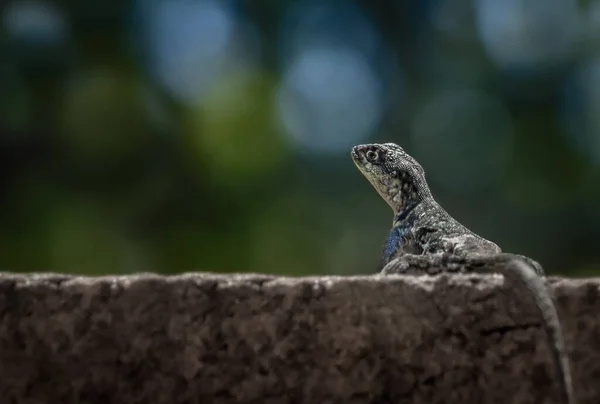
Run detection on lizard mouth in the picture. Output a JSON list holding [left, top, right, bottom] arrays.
[[350, 146, 362, 164]]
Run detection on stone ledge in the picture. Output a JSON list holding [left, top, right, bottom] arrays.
[[0, 271, 596, 404]]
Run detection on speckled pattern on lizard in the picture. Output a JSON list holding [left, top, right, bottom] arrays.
[[351, 142, 574, 404]]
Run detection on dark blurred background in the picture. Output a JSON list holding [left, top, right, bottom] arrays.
[[0, 0, 598, 276]]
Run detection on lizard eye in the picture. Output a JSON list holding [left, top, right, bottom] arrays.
[[366, 150, 378, 161]]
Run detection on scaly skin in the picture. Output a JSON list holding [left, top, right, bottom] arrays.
[[351, 142, 574, 404]]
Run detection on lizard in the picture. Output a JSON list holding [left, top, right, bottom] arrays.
[[351, 142, 574, 404]]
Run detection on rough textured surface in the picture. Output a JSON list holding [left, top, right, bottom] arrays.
[[0, 267, 597, 404]]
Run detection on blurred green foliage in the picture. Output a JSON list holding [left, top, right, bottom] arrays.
[[1, 0, 599, 277]]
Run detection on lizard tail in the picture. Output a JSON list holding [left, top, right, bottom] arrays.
[[505, 257, 575, 404]]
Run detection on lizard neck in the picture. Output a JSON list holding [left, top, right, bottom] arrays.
[[392, 196, 448, 228], [382, 196, 445, 266], [393, 199, 419, 224], [387, 171, 435, 217], [390, 184, 436, 218], [381, 204, 419, 266]]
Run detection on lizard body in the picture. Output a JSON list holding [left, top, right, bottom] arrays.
[[351, 142, 574, 404]]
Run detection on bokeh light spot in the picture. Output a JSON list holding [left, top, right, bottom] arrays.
[[185, 71, 285, 188], [139, 0, 258, 104], [277, 47, 383, 154], [2, 0, 69, 46], [475, 0, 579, 70]]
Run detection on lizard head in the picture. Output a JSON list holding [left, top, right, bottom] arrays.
[[351, 142, 430, 214]]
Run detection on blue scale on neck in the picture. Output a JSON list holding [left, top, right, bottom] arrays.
[[381, 202, 417, 262]]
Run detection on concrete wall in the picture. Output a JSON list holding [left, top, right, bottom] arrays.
[[0, 267, 596, 403]]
